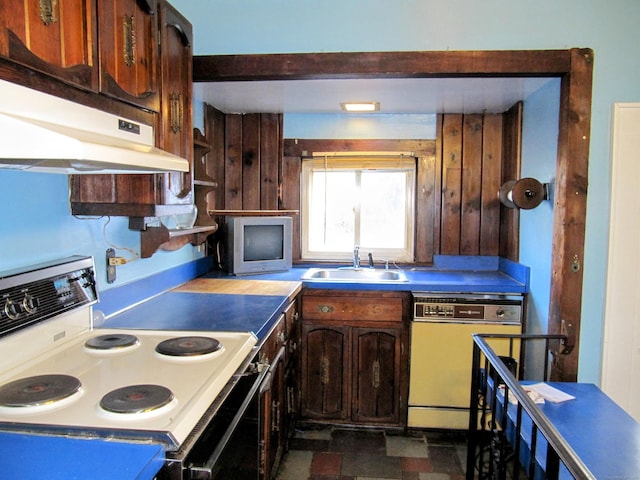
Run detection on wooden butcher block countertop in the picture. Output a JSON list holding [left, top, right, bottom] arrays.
[[175, 278, 302, 302]]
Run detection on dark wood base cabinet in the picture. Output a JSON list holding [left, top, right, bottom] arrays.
[[258, 296, 300, 479], [301, 290, 410, 427]]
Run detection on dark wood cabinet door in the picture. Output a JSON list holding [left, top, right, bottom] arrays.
[[352, 327, 401, 424], [301, 290, 409, 426], [97, 0, 159, 111], [265, 346, 286, 480], [0, 0, 98, 90], [301, 324, 350, 420], [157, 0, 193, 205], [70, 1, 195, 219]]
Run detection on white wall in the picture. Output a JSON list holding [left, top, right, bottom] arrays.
[[172, 0, 640, 383]]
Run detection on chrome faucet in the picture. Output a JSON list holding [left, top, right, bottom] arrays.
[[353, 245, 360, 269]]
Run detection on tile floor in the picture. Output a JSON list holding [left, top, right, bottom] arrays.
[[275, 426, 468, 480]]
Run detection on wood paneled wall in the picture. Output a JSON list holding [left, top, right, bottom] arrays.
[[204, 104, 522, 265], [436, 108, 522, 260], [438, 113, 503, 256], [204, 105, 283, 212]]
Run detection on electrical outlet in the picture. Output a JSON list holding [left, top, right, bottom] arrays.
[[106, 248, 116, 283]]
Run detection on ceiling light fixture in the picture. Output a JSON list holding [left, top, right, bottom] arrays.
[[340, 102, 380, 112]]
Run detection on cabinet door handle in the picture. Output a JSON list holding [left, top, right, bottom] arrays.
[[123, 15, 136, 67], [170, 93, 184, 133], [271, 400, 280, 432], [38, 0, 57, 25], [319, 305, 334, 314], [372, 360, 381, 389], [259, 439, 266, 475], [286, 386, 295, 414], [320, 357, 329, 385]]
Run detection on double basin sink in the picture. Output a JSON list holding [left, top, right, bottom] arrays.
[[301, 267, 409, 283]]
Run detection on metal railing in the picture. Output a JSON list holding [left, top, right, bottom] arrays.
[[465, 333, 596, 480]]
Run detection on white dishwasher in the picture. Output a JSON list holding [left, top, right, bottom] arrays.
[[408, 292, 524, 429]]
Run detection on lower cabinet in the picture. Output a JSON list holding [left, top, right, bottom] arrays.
[[301, 324, 350, 420], [301, 290, 409, 426], [258, 295, 300, 479], [353, 327, 403, 424]]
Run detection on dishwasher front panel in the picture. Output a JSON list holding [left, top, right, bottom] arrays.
[[408, 321, 521, 429]]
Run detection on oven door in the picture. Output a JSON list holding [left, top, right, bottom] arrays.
[[183, 365, 270, 480]]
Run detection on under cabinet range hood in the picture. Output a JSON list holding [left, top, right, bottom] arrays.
[[0, 80, 189, 174]]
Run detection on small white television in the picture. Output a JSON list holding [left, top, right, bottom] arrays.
[[222, 216, 293, 275]]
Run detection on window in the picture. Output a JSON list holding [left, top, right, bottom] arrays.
[[301, 155, 416, 263]]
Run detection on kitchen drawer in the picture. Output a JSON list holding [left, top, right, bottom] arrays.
[[303, 294, 403, 323]]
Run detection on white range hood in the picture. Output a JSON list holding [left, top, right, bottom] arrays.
[[0, 80, 189, 174]]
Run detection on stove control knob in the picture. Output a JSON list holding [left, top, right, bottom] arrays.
[[23, 295, 40, 313], [4, 299, 25, 319], [496, 308, 505, 318]]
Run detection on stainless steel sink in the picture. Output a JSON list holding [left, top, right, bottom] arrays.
[[301, 267, 409, 283]]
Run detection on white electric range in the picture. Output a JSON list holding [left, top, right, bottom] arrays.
[[0, 256, 257, 452]]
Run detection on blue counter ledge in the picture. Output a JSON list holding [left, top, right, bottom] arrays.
[[207, 255, 529, 294], [0, 432, 165, 480]]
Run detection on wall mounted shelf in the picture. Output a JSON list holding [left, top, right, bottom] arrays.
[[139, 224, 218, 258], [208, 210, 299, 216]]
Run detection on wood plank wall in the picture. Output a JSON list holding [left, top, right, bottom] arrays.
[[439, 113, 504, 256], [204, 106, 283, 212], [204, 104, 522, 264]]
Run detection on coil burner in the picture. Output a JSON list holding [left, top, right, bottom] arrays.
[[0, 374, 82, 407], [100, 384, 175, 414], [85, 333, 140, 350], [155, 336, 222, 357]]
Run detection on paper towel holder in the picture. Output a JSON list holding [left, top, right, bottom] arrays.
[[499, 177, 549, 209]]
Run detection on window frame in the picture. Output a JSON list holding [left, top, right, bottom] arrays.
[[300, 154, 416, 263]]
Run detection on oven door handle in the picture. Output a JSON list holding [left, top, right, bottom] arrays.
[[187, 366, 270, 480]]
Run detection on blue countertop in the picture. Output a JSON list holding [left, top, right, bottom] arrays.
[[0, 432, 165, 480], [100, 255, 529, 338], [201, 254, 528, 294], [104, 291, 288, 341], [498, 383, 640, 479], [210, 267, 527, 293]]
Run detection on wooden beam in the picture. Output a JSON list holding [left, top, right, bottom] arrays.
[[283, 139, 435, 158], [549, 48, 593, 381], [194, 50, 572, 82]]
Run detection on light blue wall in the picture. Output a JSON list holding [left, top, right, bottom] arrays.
[[520, 80, 560, 338], [172, 0, 640, 383], [519, 80, 561, 374], [0, 171, 203, 292], [284, 114, 436, 139]]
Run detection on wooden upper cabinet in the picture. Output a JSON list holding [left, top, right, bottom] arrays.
[[97, 0, 160, 111], [70, 1, 195, 220], [157, 0, 193, 205], [0, 0, 99, 90]]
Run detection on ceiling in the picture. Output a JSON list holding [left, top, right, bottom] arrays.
[[193, 77, 554, 115]]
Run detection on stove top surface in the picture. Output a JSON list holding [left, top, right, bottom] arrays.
[[0, 324, 257, 450]]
